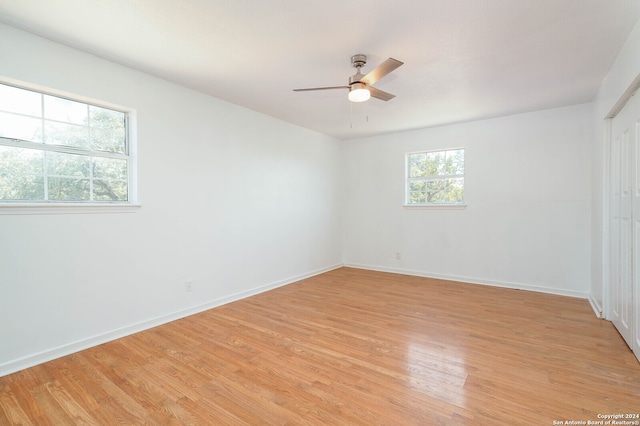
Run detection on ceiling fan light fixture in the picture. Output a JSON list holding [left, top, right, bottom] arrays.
[[348, 82, 370, 102]]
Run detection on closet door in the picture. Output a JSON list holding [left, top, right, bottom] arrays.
[[610, 90, 640, 362], [611, 110, 633, 348]]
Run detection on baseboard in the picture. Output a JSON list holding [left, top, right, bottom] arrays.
[[588, 293, 604, 318], [0, 263, 343, 378], [343, 263, 589, 299]]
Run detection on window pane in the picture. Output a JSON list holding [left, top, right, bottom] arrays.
[[427, 179, 446, 192], [447, 149, 464, 163], [44, 95, 88, 125], [0, 112, 43, 143], [0, 174, 44, 200], [48, 177, 90, 201], [448, 160, 464, 175], [409, 180, 426, 191], [445, 178, 464, 202], [44, 120, 89, 149], [409, 191, 426, 203], [427, 152, 445, 175], [446, 150, 464, 175], [408, 153, 426, 177], [0, 145, 43, 175], [46, 152, 90, 177], [0, 84, 41, 117], [93, 157, 127, 180], [0, 146, 44, 200], [427, 179, 446, 202], [93, 179, 127, 201], [90, 106, 126, 153]]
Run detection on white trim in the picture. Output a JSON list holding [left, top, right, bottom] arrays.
[[403, 204, 466, 210], [606, 74, 640, 119], [588, 293, 604, 318], [0, 263, 343, 378], [602, 118, 612, 320], [344, 263, 589, 299], [0, 203, 141, 215], [0, 137, 128, 160], [0, 78, 132, 114], [405, 146, 466, 155]]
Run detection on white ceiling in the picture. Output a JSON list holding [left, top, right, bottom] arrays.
[[1, 0, 639, 140]]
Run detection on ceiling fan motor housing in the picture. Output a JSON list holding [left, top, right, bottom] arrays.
[[351, 54, 367, 68], [349, 75, 366, 86]]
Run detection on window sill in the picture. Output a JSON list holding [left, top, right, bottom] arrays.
[[0, 203, 141, 215], [403, 204, 467, 210]]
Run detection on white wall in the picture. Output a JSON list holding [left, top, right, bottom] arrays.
[[343, 104, 592, 296], [591, 19, 640, 316], [0, 24, 343, 375]]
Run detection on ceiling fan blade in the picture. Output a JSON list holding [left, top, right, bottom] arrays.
[[360, 58, 404, 86], [369, 86, 396, 101], [293, 86, 349, 92]]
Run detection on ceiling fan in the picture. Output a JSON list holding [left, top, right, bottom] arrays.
[[293, 54, 404, 103]]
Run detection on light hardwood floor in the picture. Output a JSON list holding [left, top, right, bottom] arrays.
[[1, 267, 639, 425]]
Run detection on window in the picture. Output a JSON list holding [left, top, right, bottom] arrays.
[[406, 148, 464, 205], [0, 82, 131, 204]]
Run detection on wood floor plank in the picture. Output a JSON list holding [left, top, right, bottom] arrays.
[[0, 384, 34, 426], [1, 267, 639, 424]]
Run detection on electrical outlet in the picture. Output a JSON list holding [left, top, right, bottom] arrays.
[[395, 252, 401, 260], [185, 280, 193, 292]]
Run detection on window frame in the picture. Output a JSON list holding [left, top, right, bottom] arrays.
[[404, 147, 466, 208], [0, 81, 138, 214]]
